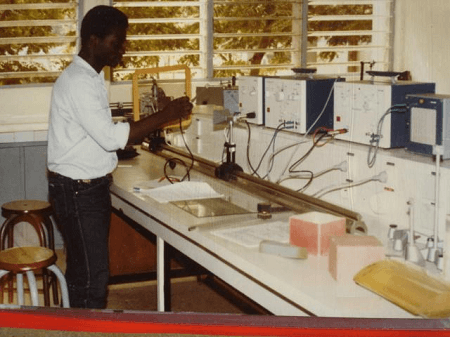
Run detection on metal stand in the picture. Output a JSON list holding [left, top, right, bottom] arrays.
[[215, 117, 243, 181]]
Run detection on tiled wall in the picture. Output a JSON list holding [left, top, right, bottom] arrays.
[[0, 129, 48, 143]]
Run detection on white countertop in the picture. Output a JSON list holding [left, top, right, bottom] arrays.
[[110, 148, 416, 318]]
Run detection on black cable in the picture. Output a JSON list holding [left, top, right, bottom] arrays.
[[367, 104, 407, 168], [262, 126, 284, 180], [263, 123, 289, 179], [278, 170, 314, 192], [163, 157, 188, 183], [245, 121, 260, 178], [246, 121, 286, 179], [289, 132, 328, 173], [269, 141, 308, 180], [296, 170, 314, 192], [162, 118, 194, 183]]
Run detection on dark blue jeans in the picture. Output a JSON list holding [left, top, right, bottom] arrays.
[[48, 172, 112, 309]]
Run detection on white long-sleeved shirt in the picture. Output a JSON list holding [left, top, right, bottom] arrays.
[[47, 55, 130, 180]]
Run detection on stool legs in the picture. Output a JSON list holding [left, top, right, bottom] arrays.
[[47, 265, 69, 308], [0, 212, 59, 306], [40, 214, 60, 306], [0, 265, 69, 308], [1, 200, 62, 307], [16, 273, 24, 305], [0, 214, 47, 249], [4, 272, 37, 306], [25, 271, 39, 306]]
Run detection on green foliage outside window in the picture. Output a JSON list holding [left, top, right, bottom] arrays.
[[0, 0, 77, 85], [0, 0, 389, 85]]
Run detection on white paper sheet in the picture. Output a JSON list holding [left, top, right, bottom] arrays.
[[211, 221, 290, 248], [137, 181, 224, 204]]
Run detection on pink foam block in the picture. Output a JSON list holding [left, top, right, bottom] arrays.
[[289, 212, 346, 256], [329, 234, 385, 283]]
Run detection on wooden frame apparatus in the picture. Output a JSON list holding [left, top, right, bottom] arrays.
[[132, 65, 192, 124]]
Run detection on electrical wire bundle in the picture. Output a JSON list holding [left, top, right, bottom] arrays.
[[274, 79, 339, 182], [312, 171, 387, 199], [285, 127, 341, 192], [367, 104, 408, 168], [245, 121, 289, 179]]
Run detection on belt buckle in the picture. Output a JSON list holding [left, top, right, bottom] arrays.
[[81, 179, 91, 184]]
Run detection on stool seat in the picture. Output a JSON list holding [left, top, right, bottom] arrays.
[[2, 200, 52, 217], [0, 247, 56, 273], [0, 247, 69, 308]]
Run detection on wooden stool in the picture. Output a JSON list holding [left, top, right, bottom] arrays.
[[1, 200, 57, 305], [0, 246, 69, 307], [1, 200, 55, 250]]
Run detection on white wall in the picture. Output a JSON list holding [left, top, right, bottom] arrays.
[[394, 0, 450, 93], [0, 85, 52, 130]]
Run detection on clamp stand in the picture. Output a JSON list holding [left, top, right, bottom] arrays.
[[146, 129, 166, 152], [215, 117, 243, 181]]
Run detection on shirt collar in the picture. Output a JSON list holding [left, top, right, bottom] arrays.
[[73, 55, 104, 78]]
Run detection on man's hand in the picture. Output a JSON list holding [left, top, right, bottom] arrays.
[[127, 96, 193, 145], [162, 96, 193, 122]]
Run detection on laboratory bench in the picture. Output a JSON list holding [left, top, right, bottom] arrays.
[[110, 145, 416, 318]]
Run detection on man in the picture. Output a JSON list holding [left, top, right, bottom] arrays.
[[47, 5, 192, 308]]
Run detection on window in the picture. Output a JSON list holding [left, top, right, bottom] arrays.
[[0, 0, 393, 85], [0, 0, 78, 85], [113, 0, 202, 81], [308, 0, 394, 79], [114, 0, 393, 81], [212, 0, 302, 78], [113, 0, 303, 81]]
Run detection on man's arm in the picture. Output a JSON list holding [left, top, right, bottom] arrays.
[[127, 96, 193, 145]]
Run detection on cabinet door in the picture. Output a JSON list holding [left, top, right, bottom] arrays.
[[0, 146, 24, 223], [24, 145, 48, 200], [109, 211, 157, 277]]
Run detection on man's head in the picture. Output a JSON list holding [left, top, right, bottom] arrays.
[[80, 6, 128, 70]]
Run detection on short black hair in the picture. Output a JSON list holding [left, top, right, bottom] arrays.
[[80, 5, 128, 46]]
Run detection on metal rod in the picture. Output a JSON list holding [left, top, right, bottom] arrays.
[[155, 145, 362, 223]]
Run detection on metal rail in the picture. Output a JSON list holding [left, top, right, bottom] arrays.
[[144, 143, 364, 231]]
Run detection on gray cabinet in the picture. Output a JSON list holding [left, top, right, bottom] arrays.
[[0, 146, 24, 207], [24, 145, 48, 200], [0, 142, 63, 248]]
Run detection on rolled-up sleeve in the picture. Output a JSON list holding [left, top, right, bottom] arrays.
[[114, 121, 130, 150]]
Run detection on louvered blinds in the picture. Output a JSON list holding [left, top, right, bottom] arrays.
[[113, 0, 303, 80], [0, 0, 78, 85], [211, 0, 302, 78], [1, 0, 394, 85], [113, 0, 202, 81], [308, 0, 394, 78], [113, 0, 393, 81]]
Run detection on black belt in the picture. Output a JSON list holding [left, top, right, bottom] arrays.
[[48, 171, 112, 185]]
